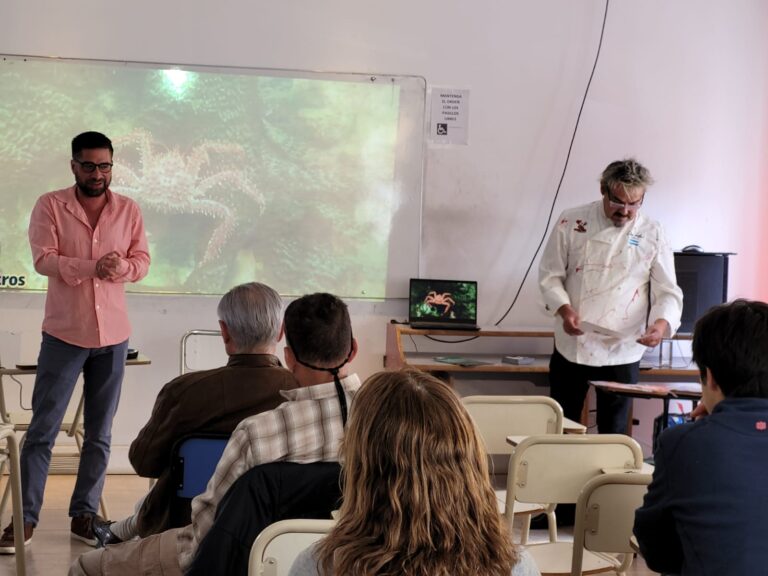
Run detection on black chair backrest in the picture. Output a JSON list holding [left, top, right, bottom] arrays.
[[188, 461, 343, 576]]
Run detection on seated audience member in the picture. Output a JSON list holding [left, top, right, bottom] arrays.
[[289, 369, 540, 576], [634, 299, 768, 575], [70, 292, 360, 576], [188, 461, 342, 576], [92, 281, 297, 546]]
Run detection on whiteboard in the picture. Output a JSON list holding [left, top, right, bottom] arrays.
[[0, 54, 425, 298]]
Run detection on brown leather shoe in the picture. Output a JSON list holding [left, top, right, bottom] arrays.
[[0, 521, 34, 554], [71, 514, 106, 546]]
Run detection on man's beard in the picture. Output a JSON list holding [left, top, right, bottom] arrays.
[[610, 212, 631, 227], [76, 177, 108, 197]]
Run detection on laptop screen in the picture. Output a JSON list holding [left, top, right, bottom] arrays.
[[408, 279, 478, 326]]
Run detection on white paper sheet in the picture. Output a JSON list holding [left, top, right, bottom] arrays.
[[580, 321, 633, 340]]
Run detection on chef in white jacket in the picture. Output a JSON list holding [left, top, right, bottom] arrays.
[[539, 158, 683, 433]]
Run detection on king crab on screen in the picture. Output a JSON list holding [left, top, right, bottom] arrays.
[[111, 129, 265, 266], [424, 291, 456, 315]]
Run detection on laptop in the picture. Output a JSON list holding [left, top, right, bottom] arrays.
[[408, 278, 479, 330]]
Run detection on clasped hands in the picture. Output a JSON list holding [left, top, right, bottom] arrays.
[[96, 251, 123, 280], [557, 304, 669, 347]]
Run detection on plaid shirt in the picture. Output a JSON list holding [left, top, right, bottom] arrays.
[[176, 373, 361, 570]]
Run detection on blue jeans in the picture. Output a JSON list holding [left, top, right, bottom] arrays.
[[20, 332, 128, 525]]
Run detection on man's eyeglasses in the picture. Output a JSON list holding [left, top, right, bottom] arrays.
[[73, 159, 113, 173], [605, 190, 643, 211]]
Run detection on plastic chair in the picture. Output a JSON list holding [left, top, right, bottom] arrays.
[[571, 472, 652, 576], [145, 329, 221, 494], [179, 330, 222, 375], [138, 329, 222, 493], [462, 395, 564, 453], [462, 395, 563, 543], [188, 461, 342, 576], [248, 518, 335, 576], [0, 424, 25, 575], [169, 434, 229, 526], [505, 434, 644, 575]]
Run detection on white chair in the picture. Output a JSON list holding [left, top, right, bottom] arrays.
[[463, 395, 563, 543], [0, 424, 26, 575], [571, 472, 652, 576], [179, 329, 223, 375], [249, 518, 335, 576], [505, 434, 644, 575], [462, 395, 564, 453]]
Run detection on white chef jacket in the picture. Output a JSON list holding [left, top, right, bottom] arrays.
[[539, 200, 683, 367]]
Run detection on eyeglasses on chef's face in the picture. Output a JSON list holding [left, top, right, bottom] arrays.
[[73, 159, 113, 173], [605, 189, 644, 211]]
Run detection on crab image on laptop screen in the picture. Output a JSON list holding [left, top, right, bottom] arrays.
[[408, 279, 479, 330]]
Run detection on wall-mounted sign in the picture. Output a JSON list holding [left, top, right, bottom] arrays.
[[429, 87, 469, 145]]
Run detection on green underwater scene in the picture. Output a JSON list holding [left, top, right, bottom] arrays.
[[0, 57, 415, 297], [409, 280, 478, 321]]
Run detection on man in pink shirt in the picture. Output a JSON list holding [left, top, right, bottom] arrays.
[[0, 132, 150, 554]]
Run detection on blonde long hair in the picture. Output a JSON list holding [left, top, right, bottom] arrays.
[[316, 369, 518, 575]]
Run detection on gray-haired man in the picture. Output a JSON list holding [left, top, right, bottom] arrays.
[[70, 292, 361, 576], [89, 282, 297, 546]]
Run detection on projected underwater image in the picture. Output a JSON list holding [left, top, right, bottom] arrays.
[[0, 57, 420, 297]]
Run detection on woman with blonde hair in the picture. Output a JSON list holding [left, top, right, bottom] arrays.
[[289, 369, 539, 576]]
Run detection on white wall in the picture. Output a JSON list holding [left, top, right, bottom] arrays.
[[2, 0, 767, 469]]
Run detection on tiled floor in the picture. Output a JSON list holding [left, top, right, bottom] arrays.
[[0, 474, 659, 575]]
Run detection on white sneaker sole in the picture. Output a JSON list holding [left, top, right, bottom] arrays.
[[71, 532, 97, 547], [0, 536, 32, 554]]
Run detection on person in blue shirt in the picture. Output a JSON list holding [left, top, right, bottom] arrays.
[[634, 299, 768, 575]]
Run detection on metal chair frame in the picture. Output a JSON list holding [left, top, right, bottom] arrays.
[[0, 424, 26, 575]]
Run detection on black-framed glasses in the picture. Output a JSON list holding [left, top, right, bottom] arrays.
[[73, 159, 113, 173], [606, 190, 643, 211]]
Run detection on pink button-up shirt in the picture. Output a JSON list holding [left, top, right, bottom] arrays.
[[28, 186, 150, 348]]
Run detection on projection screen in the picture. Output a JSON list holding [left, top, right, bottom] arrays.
[[0, 54, 425, 298]]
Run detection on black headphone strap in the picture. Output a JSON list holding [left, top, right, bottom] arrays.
[[331, 369, 348, 427], [286, 336, 353, 428]]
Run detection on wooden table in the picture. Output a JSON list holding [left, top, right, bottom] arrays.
[[590, 380, 701, 432], [385, 323, 700, 386], [0, 354, 151, 425], [0, 355, 151, 520]]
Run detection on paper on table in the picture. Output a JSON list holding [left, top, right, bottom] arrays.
[[433, 356, 494, 367], [668, 382, 703, 394], [579, 321, 633, 340]]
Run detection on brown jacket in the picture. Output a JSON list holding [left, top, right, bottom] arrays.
[[128, 354, 298, 537]]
